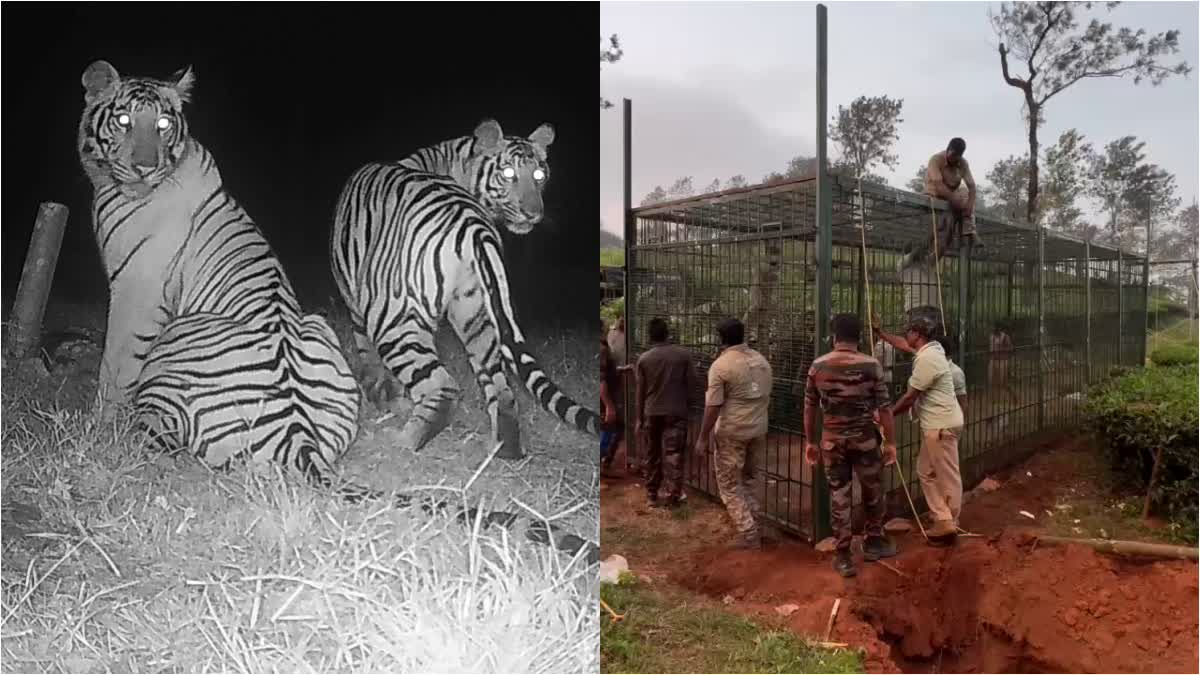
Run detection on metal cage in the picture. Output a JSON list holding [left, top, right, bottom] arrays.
[[623, 173, 1147, 542]]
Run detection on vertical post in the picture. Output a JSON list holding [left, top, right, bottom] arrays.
[[1036, 223, 1045, 432], [1117, 250, 1124, 366], [1143, 217, 1151, 365], [1006, 262, 1014, 322], [1084, 239, 1092, 386], [6, 202, 70, 359], [622, 98, 636, 464], [958, 250, 969, 366], [812, 3, 833, 542]]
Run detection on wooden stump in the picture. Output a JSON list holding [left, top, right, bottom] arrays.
[[5, 202, 70, 359]]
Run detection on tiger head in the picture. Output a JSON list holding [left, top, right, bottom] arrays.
[[77, 60, 195, 199], [469, 120, 554, 235]]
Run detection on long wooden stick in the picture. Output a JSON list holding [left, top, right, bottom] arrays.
[[1035, 535, 1198, 561], [824, 597, 841, 642]]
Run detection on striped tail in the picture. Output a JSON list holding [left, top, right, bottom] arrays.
[[303, 447, 599, 564], [470, 233, 599, 437]]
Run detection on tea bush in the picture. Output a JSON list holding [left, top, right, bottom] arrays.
[[1149, 342, 1199, 367], [1083, 365, 1199, 542]]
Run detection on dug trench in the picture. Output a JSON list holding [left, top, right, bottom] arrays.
[[673, 530, 1198, 673]]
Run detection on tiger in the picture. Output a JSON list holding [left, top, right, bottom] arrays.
[[331, 123, 600, 462], [398, 119, 552, 234], [78, 62, 597, 564], [78, 59, 361, 491]]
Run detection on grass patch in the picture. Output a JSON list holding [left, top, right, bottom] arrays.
[[600, 575, 861, 674], [1, 303, 600, 673], [1039, 440, 1198, 547]]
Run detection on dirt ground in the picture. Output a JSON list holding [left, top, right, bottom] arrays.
[[601, 437, 1200, 674]]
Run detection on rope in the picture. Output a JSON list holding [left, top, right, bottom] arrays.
[[927, 197, 948, 335], [856, 175, 875, 350], [892, 459, 929, 541], [857, 173, 928, 542]]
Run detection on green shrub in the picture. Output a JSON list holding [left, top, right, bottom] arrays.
[[1150, 342, 1199, 367], [1083, 365, 1199, 541], [601, 296, 624, 329], [600, 247, 624, 267]]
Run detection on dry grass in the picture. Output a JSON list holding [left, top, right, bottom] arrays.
[[1, 302, 600, 673]]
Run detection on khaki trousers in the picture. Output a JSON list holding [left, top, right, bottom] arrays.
[[917, 426, 963, 524]]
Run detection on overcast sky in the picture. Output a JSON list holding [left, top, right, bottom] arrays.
[[599, 1, 1199, 237]]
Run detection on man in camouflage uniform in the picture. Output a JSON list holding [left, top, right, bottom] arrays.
[[696, 318, 773, 549], [804, 313, 899, 577]]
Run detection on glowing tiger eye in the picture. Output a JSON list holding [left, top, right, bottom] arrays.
[[501, 167, 516, 179], [532, 168, 546, 181], [117, 113, 131, 127], [156, 117, 172, 131]]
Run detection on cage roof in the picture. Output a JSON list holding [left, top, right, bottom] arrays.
[[631, 174, 1142, 264]]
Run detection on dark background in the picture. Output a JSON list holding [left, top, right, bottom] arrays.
[[2, 3, 598, 330]]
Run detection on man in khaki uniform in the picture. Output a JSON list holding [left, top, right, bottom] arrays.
[[889, 308, 964, 543], [695, 318, 773, 549], [899, 137, 979, 274]]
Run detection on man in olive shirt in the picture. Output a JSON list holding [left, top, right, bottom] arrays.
[[695, 318, 773, 549], [889, 310, 964, 543], [635, 318, 697, 507]]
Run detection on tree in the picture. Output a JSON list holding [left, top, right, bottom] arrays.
[[990, 1, 1190, 224], [1125, 164, 1179, 258], [639, 176, 696, 206], [703, 178, 721, 194], [983, 154, 1032, 222], [640, 185, 667, 206], [763, 155, 819, 183], [1041, 128, 1095, 234], [1087, 136, 1147, 247], [828, 95, 904, 180], [725, 175, 749, 190], [600, 34, 623, 109]]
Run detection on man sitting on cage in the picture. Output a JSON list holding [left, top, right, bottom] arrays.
[[897, 137, 981, 274]]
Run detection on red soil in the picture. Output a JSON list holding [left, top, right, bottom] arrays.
[[603, 437, 1200, 674]]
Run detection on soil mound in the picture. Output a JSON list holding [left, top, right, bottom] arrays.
[[677, 532, 1199, 673]]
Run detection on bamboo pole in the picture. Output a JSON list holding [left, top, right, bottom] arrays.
[[1036, 535, 1198, 561], [5, 202, 70, 359]]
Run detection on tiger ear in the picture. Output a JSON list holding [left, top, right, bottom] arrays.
[[82, 60, 120, 103], [473, 119, 503, 155], [171, 65, 196, 103], [528, 123, 555, 149]]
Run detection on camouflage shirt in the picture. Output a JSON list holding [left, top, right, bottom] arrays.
[[804, 345, 890, 442]]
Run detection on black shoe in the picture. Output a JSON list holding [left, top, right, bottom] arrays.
[[863, 535, 898, 561], [833, 550, 857, 578]]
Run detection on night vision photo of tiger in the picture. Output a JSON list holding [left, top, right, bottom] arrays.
[[1, 5, 600, 673]]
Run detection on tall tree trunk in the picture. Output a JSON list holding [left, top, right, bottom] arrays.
[[1025, 98, 1040, 226]]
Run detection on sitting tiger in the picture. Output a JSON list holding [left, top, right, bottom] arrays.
[[332, 121, 600, 460], [78, 60, 361, 489]]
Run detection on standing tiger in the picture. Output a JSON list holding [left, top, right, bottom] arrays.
[[78, 60, 360, 491], [330, 120, 599, 460]]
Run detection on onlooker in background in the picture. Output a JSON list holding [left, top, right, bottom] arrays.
[[873, 332, 897, 398], [804, 313, 898, 577], [888, 311, 964, 544], [938, 334, 968, 423], [989, 321, 1017, 419], [695, 318, 773, 549], [634, 318, 696, 508], [599, 330, 623, 474]]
